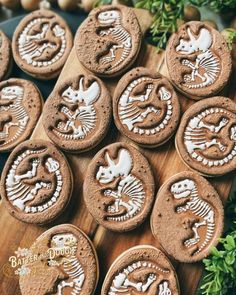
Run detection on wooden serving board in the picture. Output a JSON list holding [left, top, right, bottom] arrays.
[[0, 8, 235, 295]]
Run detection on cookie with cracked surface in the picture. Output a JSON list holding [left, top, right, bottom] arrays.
[[0, 30, 13, 81]]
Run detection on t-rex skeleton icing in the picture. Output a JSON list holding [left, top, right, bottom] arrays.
[[0, 86, 29, 146], [96, 149, 145, 222], [54, 77, 100, 140], [118, 77, 172, 135], [171, 179, 215, 255], [98, 10, 131, 69], [50, 233, 85, 295], [18, 18, 66, 66], [184, 107, 236, 167], [176, 27, 220, 89], [5, 149, 62, 213]]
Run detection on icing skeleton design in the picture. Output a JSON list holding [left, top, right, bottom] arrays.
[[171, 179, 215, 254], [50, 233, 85, 295], [184, 108, 236, 166], [18, 18, 66, 66], [118, 77, 172, 135], [5, 149, 62, 213], [54, 77, 100, 140], [176, 27, 220, 89], [96, 149, 145, 222], [0, 86, 29, 146], [98, 10, 131, 68]]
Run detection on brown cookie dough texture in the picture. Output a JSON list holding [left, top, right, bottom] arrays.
[[12, 9, 73, 80], [175, 96, 236, 176], [0, 30, 13, 81], [43, 74, 112, 153], [83, 142, 155, 232], [0, 140, 73, 224], [101, 245, 180, 295], [166, 21, 232, 100], [151, 171, 224, 263], [74, 5, 142, 77], [0, 78, 43, 152], [113, 67, 181, 147], [19, 224, 99, 295]]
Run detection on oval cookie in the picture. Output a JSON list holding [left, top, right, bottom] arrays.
[[74, 5, 142, 77], [83, 142, 155, 232], [176, 96, 236, 176], [166, 21, 232, 100], [0, 140, 73, 224], [0, 30, 12, 81], [0, 78, 43, 152], [19, 224, 99, 295], [113, 67, 181, 147], [12, 10, 73, 80], [43, 74, 112, 153], [102, 245, 179, 295], [151, 171, 224, 262]]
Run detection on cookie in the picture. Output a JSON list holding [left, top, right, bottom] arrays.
[[74, 5, 142, 77], [12, 9, 73, 80], [151, 171, 224, 263], [43, 74, 112, 153], [0, 140, 73, 224], [166, 21, 232, 100], [101, 245, 179, 295], [19, 224, 99, 295], [175, 96, 236, 176], [0, 78, 43, 152], [0, 30, 13, 81], [83, 142, 155, 232], [113, 67, 181, 147]]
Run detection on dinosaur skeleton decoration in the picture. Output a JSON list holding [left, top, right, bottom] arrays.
[[54, 77, 100, 140], [97, 10, 132, 69], [50, 233, 85, 295], [108, 261, 171, 295], [0, 86, 29, 146], [184, 108, 236, 166], [118, 77, 172, 135], [5, 149, 63, 213], [176, 27, 220, 89], [96, 149, 145, 222], [18, 18, 66, 67], [171, 179, 215, 255]]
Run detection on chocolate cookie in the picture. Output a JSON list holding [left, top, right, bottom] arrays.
[[151, 171, 224, 262], [166, 21, 232, 100], [113, 67, 181, 147], [0, 78, 43, 152], [74, 5, 142, 77], [101, 245, 179, 295], [0, 30, 13, 81], [19, 224, 99, 295], [12, 10, 73, 80], [0, 140, 73, 224], [43, 74, 112, 153], [175, 96, 236, 176], [83, 142, 155, 232]]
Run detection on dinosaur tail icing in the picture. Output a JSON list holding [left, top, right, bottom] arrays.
[[194, 222, 215, 255]]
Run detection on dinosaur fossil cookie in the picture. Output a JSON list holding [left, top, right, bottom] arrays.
[[166, 21, 232, 100], [113, 67, 181, 147], [83, 142, 155, 232], [101, 245, 179, 295], [43, 74, 112, 153], [175, 96, 236, 176], [0, 78, 43, 152], [74, 5, 142, 77], [19, 224, 99, 295], [0, 140, 73, 224], [0, 30, 13, 81], [151, 171, 224, 262], [12, 10, 73, 80]]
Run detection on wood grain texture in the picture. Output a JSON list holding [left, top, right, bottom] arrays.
[[0, 8, 235, 295]]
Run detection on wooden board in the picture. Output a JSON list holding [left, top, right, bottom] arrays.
[[0, 8, 235, 295]]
